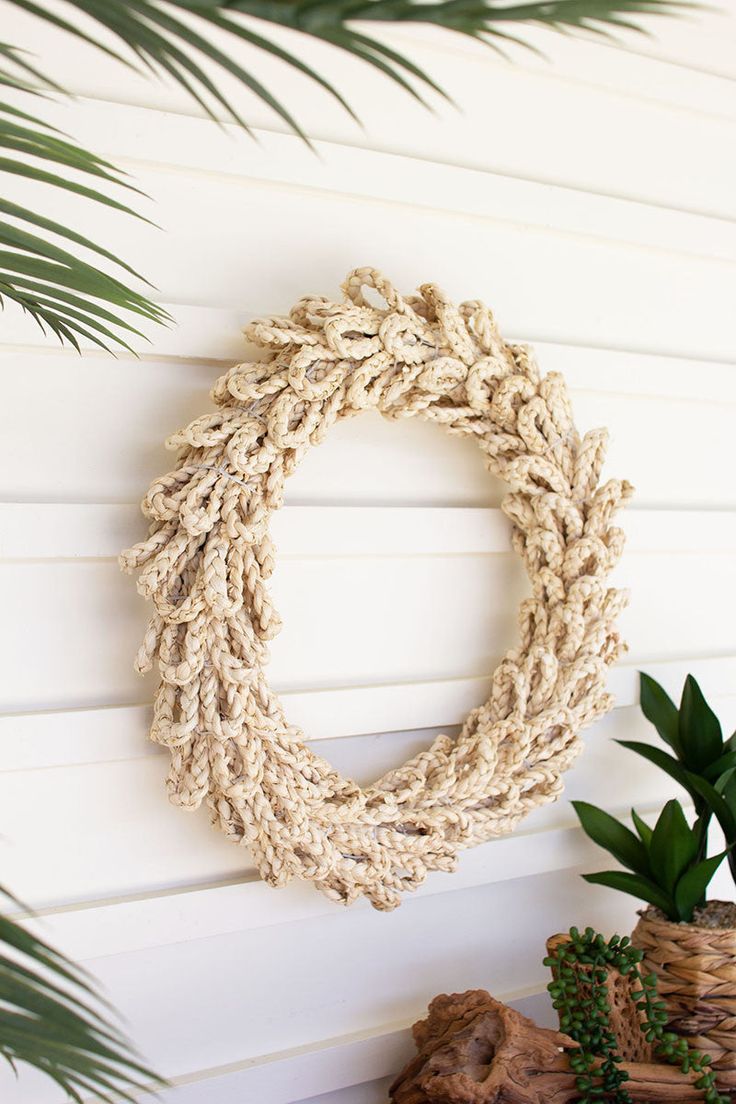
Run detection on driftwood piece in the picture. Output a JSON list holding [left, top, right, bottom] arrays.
[[389, 990, 707, 1104]]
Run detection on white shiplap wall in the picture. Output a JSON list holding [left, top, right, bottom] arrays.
[[1, 4, 736, 1101]]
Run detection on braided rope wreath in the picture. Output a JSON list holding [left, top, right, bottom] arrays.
[[121, 268, 633, 912]]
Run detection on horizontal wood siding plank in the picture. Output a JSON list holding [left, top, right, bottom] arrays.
[[0, 540, 734, 713], [3, 504, 736, 561], [3, 161, 733, 361], [291, 1076, 396, 1104], [6, 97, 736, 262], [2, 655, 735, 769], [3, 698, 734, 911], [1, 869, 645, 1102], [0, 984, 552, 1104], [3, 12, 734, 215], [17, 823, 609, 958], [2, 351, 734, 507], [4, 312, 736, 385]]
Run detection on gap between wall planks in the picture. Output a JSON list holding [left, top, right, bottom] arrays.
[[15, 795, 698, 963], [1, 10, 734, 1100], [2, 655, 735, 771], [3, 504, 736, 561], [5, 97, 736, 261]]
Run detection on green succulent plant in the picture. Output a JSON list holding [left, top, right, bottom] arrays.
[[630, 672, 736, 883], [573, 672, 736, 923], [3, 0, 692, 351], [574, 797, 727, 923], [546, 927, 728, 1104]]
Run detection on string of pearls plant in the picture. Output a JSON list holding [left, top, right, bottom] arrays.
[[546, 928, 728, 1104], [121, 268, 632, 910]]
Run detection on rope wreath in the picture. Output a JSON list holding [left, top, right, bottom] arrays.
[[121, 268, 633, 911]]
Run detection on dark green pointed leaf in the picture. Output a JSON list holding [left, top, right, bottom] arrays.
[[718, 773, 736, 884], [582, 870, 675, 918], [0, 155, 145, 220], [616, 740, 699, 803], [649, 799, 698, 894], [639, 671, 681, 754], [572, 800, 650, 874], [722, 771, 736, 811], [631, 807, 653, 846], [704, 749, 736, 784], [687, 773, 736, 841], [674, 851, 727, 922], [679, 674, 723, 771], [200, 12, 359, 121]]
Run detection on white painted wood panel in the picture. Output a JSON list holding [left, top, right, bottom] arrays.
[[600, 8, 736, 80], [3, 350, 735, 507], [0, 985, 553, 1104], [295, 1079, 394, 1104], [7, 97, 736, 264], [0, 554, 524, 710], [4, 504, 736, 562], [4, 695, 735, 912], [2, 869, 647, 1104], [3, 654, 735, 772], [5, 157, 733, 360], [1, 6, 733, 1101], [4, 7, 735, 216], [0, 533, 734, 712]]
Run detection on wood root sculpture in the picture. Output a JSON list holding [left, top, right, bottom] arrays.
[[389, 990, 708, 1104]]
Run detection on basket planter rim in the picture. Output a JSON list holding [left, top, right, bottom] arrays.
[[637, 902, 736, 936]]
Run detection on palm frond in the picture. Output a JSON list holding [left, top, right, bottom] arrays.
[[1, 0, 694, 354], [6, 0, 694, 131], [0, 74, 169, 352], [184, 0, 695, 101], [0, 886, 164, 1101]]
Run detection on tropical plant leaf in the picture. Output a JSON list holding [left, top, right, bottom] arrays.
[[582, 870, 674, 917], [687, 774, 736, 840], [224, 0, 694, 71], [638, 671, 682, 755], [572, 800, 650, 875], [674, 851, 727, 922], [0, 89, 169, 350], [649, 799, 698, 895], [679, 673, 723, 771], [0, 0, 694, 350], [5, 1, 694, 132], [687, 772, 736, 885], [703, 749, 736, 784], [616, 739, 702, 806], [0, 885, 165, 1100], [722, 770, 736, 810], [631, 807, 653, 846]]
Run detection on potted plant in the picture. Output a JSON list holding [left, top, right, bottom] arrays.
[[573, 673, 736, 1090]]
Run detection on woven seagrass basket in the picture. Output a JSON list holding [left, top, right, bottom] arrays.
[[632, 905, 736, 1090]]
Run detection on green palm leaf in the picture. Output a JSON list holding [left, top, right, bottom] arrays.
[[2, 0, 693, 351], [12, 1, 691, 119], [0, 80, 169, 351], [219, 1, 692, 90], [0, 886, 164, 1101]]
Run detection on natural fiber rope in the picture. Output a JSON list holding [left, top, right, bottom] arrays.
[[121, 268, 633, 911]]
